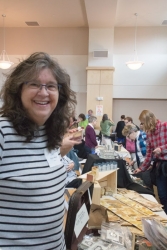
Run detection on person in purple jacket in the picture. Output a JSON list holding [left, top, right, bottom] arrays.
[[85, 116, 98, 154]]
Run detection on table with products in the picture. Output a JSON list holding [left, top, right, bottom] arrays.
[[65, 155, 167, 250], [82, 154, 154, 196]]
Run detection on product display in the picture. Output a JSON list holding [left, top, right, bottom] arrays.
[[65, 182, 167, 249], [101, 222, 125, 246], [117, 189, 163, 212], [113, 194, 155, 216], [79, 169, 118, 206], [107, 210, 132, 226], [101, 193, 167, 233], [78, 221, 133, 249], [100, 198, 143, 230], [142, 218, 167, 250]]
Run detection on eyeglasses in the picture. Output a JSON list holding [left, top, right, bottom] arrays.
[[25, 81, 61, 92]]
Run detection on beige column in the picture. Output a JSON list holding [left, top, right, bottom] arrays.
[[86, 66, 115, 129]]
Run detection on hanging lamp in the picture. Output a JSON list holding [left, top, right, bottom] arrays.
[[0, 14, 13, 69], [126, 13, 144, 70]]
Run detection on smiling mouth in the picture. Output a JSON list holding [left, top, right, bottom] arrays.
[[34, 101, 49, 105]]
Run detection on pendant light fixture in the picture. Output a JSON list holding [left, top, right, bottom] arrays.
[[0, 14, 13, 69], [126, 13, 144, 70]]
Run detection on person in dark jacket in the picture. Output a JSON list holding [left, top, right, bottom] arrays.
[[125, 116, 140, 130], [115, 115, 126, 144], [85, 116, 97, 154]]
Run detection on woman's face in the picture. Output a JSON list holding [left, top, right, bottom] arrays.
[[129, 131, 137, 141], [140, 119, 146, 127], [125, 119, 132, 125], [21, 68, 59, 126], [140, 123, 144, 130], [78, 116, 83, 122]]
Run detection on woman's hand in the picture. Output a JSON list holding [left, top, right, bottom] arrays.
[[153, 147, 161, 155], [60, 134, 82, 157], [66, 162, 74, 172], [129, 160, 134, 166], [133, 168, 142, 174]]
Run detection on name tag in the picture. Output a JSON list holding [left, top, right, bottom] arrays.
[[44, 148, 62, 168]]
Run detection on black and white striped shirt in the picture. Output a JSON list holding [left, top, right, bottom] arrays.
[[0, 118, 66, 249]]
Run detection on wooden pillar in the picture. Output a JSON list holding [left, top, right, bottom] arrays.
[[86, 67, 115, 129]]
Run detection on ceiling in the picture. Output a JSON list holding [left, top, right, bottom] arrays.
[[0, 0, 167, 28]]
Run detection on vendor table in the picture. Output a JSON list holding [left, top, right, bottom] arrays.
[[82, 154, 154, 196]]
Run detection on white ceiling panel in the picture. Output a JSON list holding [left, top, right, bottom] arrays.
[[0, 0, 166, 27]]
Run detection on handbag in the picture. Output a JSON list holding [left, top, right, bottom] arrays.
[[161, 161, 167, 177], [150, 163, 157, 186], [126, 137, 135, 153]]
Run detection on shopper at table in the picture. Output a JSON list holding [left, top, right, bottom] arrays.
[[86, 109, 93, 119], [85, 116, 97, 154], [125, 116, 140, 130], [115, 115, 126, 144], [100, 114, 114, 146], [62, 155, 81, 188], [0, 52, 80, 248], [139, 122, 144, 132], [122, 124, 152, 189], [124, 116, 139, 160], [78, 113, 88, 129], [134, 110, 167, 214]]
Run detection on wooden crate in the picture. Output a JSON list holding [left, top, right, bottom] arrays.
[[79, 169, 118, 205]]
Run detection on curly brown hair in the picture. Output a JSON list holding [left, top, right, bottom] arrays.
[[0, 52, 77, 150]]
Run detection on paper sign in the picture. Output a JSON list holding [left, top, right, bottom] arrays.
[[74, 203, 89, 238], [96, 105, 103, 116]]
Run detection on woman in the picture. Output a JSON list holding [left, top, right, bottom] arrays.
[[122, 124, 152, 189], [134, 110, 167, 214], [69, 115, 78, 129], [62, 155, 81, 188], [100, 114, 114, 146], [78, 113, 88, 129], [85, 116, 97, 154], [0, 52, 79, 248]]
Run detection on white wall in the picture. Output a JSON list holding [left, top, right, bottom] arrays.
[[113, 99, 167, 130], [88, 28, 114, 67], [0, 26, 167, 116], [113, 27, 167, 99]]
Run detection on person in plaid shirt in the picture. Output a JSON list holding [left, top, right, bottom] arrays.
[[134, 110, 167, 214]]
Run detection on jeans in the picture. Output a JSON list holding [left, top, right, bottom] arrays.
[[91, 148, 96, 154], [85, 146, 96, 155], [117, 138, 125, 144], [156, 171, 167, 214]]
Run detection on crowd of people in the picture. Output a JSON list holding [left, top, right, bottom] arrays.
[[0, 51, 167, 248]]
